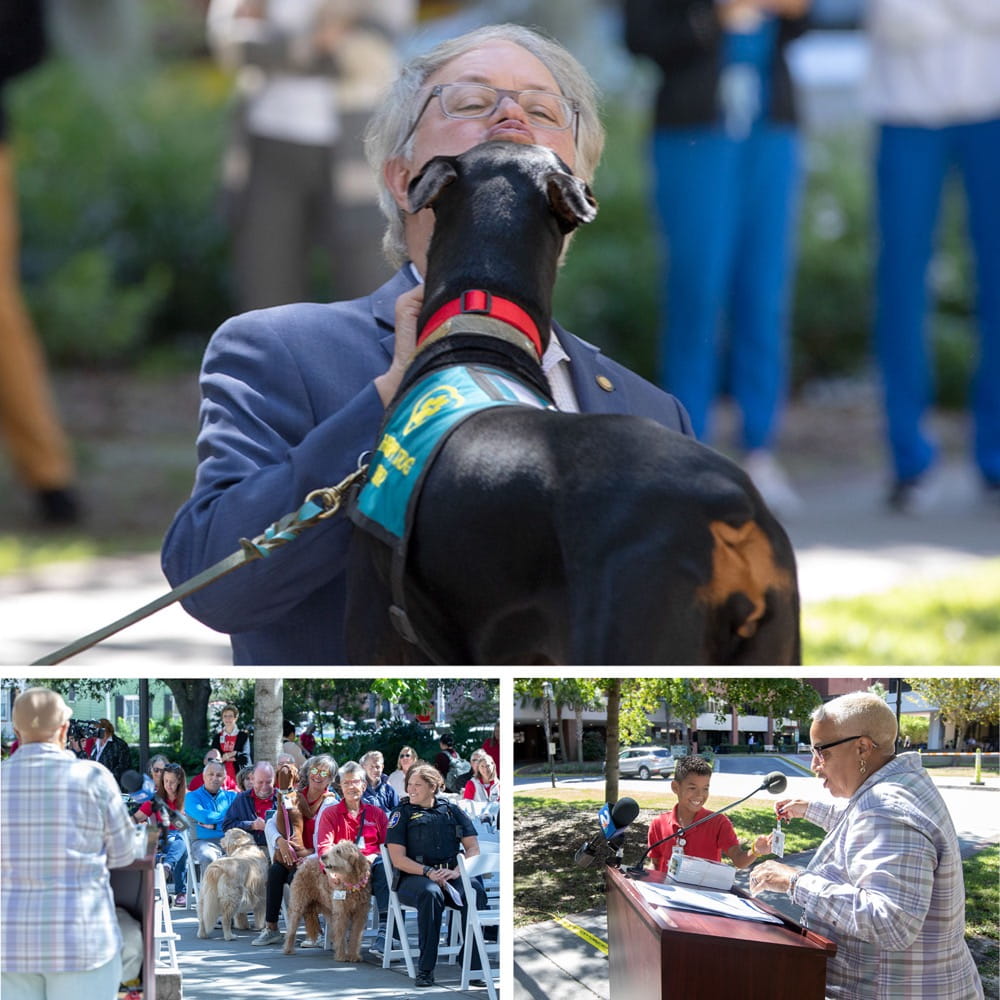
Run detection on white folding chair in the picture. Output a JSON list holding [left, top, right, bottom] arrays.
[[458, 852, 500, 1000], [181, 828, 201, 911], [379, 844, 463, 979]]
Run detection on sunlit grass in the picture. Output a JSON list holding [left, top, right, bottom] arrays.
[[803, 559, 1000, 664]]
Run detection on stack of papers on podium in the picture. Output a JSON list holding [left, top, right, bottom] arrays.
[[668, 853, 736, 891], [634, 880, 782, 925]]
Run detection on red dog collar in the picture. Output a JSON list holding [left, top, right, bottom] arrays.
[[418, 289, 544, 359]]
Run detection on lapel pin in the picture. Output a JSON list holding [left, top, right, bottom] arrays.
[[596, 375, 615, 392]]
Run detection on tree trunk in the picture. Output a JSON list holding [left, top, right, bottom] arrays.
[[165, 679, 212, 752], [604, 680, 621, 805], [254, 679, 283, 766]]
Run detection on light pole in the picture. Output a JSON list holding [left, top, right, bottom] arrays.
[[543, 681, 556, 787]]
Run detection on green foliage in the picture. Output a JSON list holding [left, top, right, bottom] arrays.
[[898, 715, 930, 746], [790, 130, 873, 386], [11, 57, 232, 365], [803, 560, 1000, 664], [903, 677, 1000, 735], [552, 102, 658, 379]]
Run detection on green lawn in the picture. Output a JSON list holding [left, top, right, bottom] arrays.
[[803, 559, 1000, 664]]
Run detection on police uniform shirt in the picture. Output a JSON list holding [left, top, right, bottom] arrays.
[[386, 796, 477, 867]]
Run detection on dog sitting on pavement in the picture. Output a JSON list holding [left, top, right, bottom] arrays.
[[283, 837, 372, 961], [197, 827, 268, 941], [346, 139, 800, 665]]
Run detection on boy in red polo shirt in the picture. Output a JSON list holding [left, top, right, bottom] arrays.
[[648, 756, 772, 871]]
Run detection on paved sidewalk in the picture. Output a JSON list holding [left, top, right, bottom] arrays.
[[167, 907, 491, 1000], [3, 455, 998, 666]]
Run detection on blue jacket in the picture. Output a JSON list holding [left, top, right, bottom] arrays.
[[362, 775, 400, 816], [222, 789, 275, 848], [185, 785, 237, 841], [162, 267, 693, 664]]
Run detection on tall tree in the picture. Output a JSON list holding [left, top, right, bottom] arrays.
[[905, 677, 1000, 745], [163, 679, 212, 752], [254, 679, 283, 765]]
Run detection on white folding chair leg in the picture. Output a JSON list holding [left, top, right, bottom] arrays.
[[381, 845, 417, 978], [458, 853, 500, 1000], [183, 831, 200, 911]]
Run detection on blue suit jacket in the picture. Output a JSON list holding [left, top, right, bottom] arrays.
[[161, 267, 693, 664]]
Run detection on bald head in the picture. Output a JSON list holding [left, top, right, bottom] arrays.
[[13, 687, 72, 744]]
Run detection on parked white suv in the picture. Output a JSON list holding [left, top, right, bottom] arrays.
[[613, 746, 674, 780]]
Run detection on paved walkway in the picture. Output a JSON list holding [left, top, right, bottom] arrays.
[[3, 452, 998, 666], [165, 900, 491, 1000]]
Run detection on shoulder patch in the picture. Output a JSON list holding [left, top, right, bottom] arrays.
[[388, 811, 401, 829]]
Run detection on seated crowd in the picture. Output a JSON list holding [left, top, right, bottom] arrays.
[[129, 719, 498, 989]]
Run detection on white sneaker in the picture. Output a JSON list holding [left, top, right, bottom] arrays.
[[252, 928, 283, 946], [743, 450, 803, 517], [299, 936, 322, 948]]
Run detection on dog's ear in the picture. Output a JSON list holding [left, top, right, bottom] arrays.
[[547, 172, 598, 233], [408, 156, 460, 213]]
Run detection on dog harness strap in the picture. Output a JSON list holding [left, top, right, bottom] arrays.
[[418, 290, 544, 359]]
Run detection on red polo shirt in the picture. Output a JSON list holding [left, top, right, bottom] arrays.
[[314, 800, 387, 859], [647, 806, 739, 872]]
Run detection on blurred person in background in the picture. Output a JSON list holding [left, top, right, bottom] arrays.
[[624, 0, 811, 516], [210, 703, 251, 786], [87, 717, 131, 788], [387, 744, 419, 795], [2, 687, 137, 1000], [206, 0, 415, 312], [863, 0, 1000, 512], [0, 0, 80, 525]]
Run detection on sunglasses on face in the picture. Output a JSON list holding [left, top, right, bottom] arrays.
[[309, 768, 331, 777]]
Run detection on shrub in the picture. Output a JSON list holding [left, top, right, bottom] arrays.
[[11, 56, 233, 366]]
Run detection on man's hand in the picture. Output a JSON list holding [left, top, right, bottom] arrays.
[[375, 284, 424, 406]]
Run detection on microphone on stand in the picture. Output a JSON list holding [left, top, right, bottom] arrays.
[[626, 771, 787, 877], [573, 797, 640, 869]]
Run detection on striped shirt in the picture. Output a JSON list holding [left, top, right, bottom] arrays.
[[1, 742, 137, 972], [794, 752, 983, 999]]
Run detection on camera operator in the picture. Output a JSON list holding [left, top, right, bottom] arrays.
[[2, 687, 138, 1000], [87, 718, 131, 788]]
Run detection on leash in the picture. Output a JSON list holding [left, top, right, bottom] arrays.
[[30, 466, 368, 665]]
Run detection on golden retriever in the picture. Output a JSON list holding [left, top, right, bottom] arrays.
[[197, 827, 268, 941]]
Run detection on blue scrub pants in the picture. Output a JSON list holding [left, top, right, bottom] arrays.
[[874, 118, 1000, 484], [651, 124, 802, 449]]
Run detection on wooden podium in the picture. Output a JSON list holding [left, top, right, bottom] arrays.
[[606, 866, 836, 1000], [111, 854, 157, 1000]]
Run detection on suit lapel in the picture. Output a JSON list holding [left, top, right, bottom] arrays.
[[557, 324, 626, 414]]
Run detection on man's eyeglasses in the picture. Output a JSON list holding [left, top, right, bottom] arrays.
[[810, 735, 877, 760], [401, 83, 579, 148]]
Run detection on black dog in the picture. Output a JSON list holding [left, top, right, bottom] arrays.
[[346, 140, 799, 665]]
